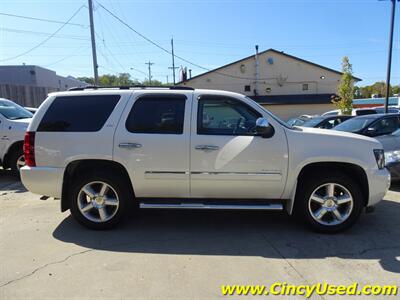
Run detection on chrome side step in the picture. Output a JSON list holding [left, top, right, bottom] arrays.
[[139, 203, 283, 210]]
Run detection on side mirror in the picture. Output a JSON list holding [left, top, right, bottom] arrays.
[[256, 117, 275, 138], [365, 127, 377, 136]]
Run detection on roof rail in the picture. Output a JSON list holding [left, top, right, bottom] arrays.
[[68, 85, 194, 91]]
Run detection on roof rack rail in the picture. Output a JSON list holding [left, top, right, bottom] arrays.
[[68, 85, 194, 91]]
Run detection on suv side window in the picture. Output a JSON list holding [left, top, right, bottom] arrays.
[[126, 94, 186, 134], [37, 95, 120, 132], [197, 96, 261, 135], [368, 116, 399, 136]]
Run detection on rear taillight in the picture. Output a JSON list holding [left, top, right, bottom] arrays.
[[24, 132, 36, 167]]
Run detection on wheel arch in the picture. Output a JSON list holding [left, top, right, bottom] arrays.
[[61, 159, 134, 212], [3, 141, 24, 169], [286, 161, 369, 214]]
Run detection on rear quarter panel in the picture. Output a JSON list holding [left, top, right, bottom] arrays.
[[28, 91, 132, 168]]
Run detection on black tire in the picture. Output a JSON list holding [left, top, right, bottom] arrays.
[[69, 171, 132, 230], [294, 172, 364, 233], [9, 147, 24, 177]]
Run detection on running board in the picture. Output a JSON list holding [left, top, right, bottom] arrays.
[[139, 202, 283, 211]]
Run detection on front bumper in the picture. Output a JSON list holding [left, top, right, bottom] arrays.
[[387, 162, 400, 182], [367, 168, 391, 206], [20, 166, 64, 198]]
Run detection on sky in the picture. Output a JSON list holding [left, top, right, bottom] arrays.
[[0, 0, 399, 86]]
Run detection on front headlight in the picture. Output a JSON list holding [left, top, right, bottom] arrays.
[[373, 149, 385, 169], [385, 150, 400, 165]]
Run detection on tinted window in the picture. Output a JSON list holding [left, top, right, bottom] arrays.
[[334, 117, 376, 132], [198, 96, 261, 135], [126, 95, 185, 134], [368, 117, 400, 136], [38, 95, 120, 132]]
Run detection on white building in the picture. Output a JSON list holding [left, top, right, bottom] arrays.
[[180, 48, 361, 120]]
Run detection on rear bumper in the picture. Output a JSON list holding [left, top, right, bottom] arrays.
[[20, 166, 64, 198], [367, 168, 391, 206]]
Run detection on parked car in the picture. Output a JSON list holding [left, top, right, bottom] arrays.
[[286, 115, 314, 126], [20, 87, 390, 233], [300, 115, 353, 129], [0, 98, 33, 175], [323, 107, 399, 117], [376, 129, 400, 182], [372, 106, 400, 114], [333, 113, 400, 138], [24, 107, 38, 114]]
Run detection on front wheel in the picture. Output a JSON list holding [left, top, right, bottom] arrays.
[[69, 172, 130, 230], [295, 173, 364, 233]]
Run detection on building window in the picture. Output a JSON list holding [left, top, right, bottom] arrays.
[[302, 84, 309, 91], [244, 85, 251, 92]]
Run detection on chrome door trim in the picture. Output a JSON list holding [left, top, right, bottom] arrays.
[[140, 203, 283, 210], [190, 171, 282, 175], [118, 142, 142, 149], [195, 145, 220, 151]]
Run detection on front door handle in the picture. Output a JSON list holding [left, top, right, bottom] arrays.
[[195, 145, 219, 151], [119, 142, 142, 149]]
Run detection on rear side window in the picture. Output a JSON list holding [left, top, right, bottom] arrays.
[[38, 95, 120, 132], [125, 95, 186, 134]]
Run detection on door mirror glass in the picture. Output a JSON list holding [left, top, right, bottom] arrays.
[[365, 127, 377, 136], [256, 117, 274, 138]]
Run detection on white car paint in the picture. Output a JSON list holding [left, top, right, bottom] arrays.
[[20, 89, 390, 214], [0, 104, 31, 168]]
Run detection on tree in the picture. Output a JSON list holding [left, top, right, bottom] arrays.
[[354, 82, 400, 99], [332, 56, 354, 115], [77, 73, 141, 86]]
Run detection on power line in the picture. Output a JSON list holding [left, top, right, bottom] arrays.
[[0, 12, 88, 27], [0, 27, 89, 41], [94, 1, 305, 81], [0, 6, 87, 62]]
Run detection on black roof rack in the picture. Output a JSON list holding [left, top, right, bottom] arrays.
[[68, 85, 194, 91]]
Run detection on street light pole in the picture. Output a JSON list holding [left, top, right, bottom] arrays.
[[384, 0, 396, 113]]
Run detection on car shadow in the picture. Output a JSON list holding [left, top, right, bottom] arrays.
[[53, 198, 400, 274], [0, 168, 27, 193]]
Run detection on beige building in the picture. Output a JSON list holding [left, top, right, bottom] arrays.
[[180, 48, 361, 120]]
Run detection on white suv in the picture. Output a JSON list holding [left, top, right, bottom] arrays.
[[0, 98, 33, 175], [20, 87, 390, 232]]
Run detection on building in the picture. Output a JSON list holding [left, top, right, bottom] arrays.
[[180, 48, 361, 120], [0, 65, 87, 107]]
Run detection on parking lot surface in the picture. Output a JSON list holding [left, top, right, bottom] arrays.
[[0, 169, 399, 299]]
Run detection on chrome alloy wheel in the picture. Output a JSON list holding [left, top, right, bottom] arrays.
[[77, 181, 119, 223], [308, 183, 354, 226], [16, 155, 25, 170]]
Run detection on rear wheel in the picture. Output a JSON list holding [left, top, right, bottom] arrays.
[[69, 172, 130, 230], [9, 147, 25, 176], [295, 172, 364, 233]]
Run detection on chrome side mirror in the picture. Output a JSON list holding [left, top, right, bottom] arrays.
[[256, 117, 275, 138]]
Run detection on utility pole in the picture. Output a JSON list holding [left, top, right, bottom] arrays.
[[384, 0, 397, 113], [88, 0, 99, 85], [169, 38, 179, 84], [145, 61, 154, 85]]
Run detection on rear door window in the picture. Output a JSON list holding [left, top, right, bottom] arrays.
[[37, 95, 120, 132], [125, 94, 186, 134]]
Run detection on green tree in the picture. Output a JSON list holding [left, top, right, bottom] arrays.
[[332, 56, 354, 115]]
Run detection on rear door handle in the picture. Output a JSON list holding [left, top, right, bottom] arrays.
[[195, 145, 219, 151], [118, 142, 142, 149]]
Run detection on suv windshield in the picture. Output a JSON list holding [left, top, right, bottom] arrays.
[[0, 100, 33, 120], [333, 117, 374, 132]]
